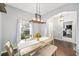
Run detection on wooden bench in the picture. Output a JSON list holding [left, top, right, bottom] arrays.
[[33, 44, 57, 56]]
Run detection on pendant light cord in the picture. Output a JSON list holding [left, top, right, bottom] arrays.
[[36, 3, 40, 15], [39, 3, 40, 15], [36, 3, 38, 14]]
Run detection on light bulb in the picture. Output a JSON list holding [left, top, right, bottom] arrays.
[[41, 20, 43, 22], [38, 18, 40, 21], [33, 18, 36, 20]]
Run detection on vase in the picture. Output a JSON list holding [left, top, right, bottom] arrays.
[[37, 38, 40, 41]]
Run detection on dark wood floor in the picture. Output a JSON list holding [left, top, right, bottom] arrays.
[[54, 39, 76, 56]]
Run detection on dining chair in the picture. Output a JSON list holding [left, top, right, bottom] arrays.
[[47, 33, 54, 45], [4, 41, 19, 56]]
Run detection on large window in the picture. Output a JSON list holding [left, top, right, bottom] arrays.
[[21, 20, 30, 40]]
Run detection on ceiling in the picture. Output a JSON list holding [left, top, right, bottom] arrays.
[[7, 3, 65, 15]]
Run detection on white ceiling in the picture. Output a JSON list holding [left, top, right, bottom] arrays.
[[7, 3, 65, 15]]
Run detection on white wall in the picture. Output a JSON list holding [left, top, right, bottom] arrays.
[[30, 22, 47, 37], [63, 12, 77, 43], [47, 18, 53, 37], [33, 23, 40, 36], [1, 5, 33, 52], [0, 13, 1, 55], [76, 9, 79, 55], [51, 12, 77, 43]]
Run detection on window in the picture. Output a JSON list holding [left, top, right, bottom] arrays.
[[21, 20, 30, 40]]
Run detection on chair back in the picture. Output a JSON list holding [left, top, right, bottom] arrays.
[[5, 41, 14, 56], [47, 33, 54, 45]]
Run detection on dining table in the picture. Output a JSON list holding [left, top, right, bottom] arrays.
[[18, 37, 54, 56]]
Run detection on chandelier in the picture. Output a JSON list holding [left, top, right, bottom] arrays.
[[29, 3, 46, 24]]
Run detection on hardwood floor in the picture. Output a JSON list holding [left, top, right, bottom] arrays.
[[54, 39, 76, 56]]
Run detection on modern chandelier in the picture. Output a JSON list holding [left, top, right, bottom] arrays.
[[29, 3, 46, 24]]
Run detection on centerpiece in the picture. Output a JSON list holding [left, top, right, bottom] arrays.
[[34, 32, 41, 41]]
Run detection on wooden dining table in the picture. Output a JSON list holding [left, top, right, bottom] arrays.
[[18, 37, 56, 56]]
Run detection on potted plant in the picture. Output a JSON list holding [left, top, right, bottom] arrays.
[[34, 32, 41, 41]]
